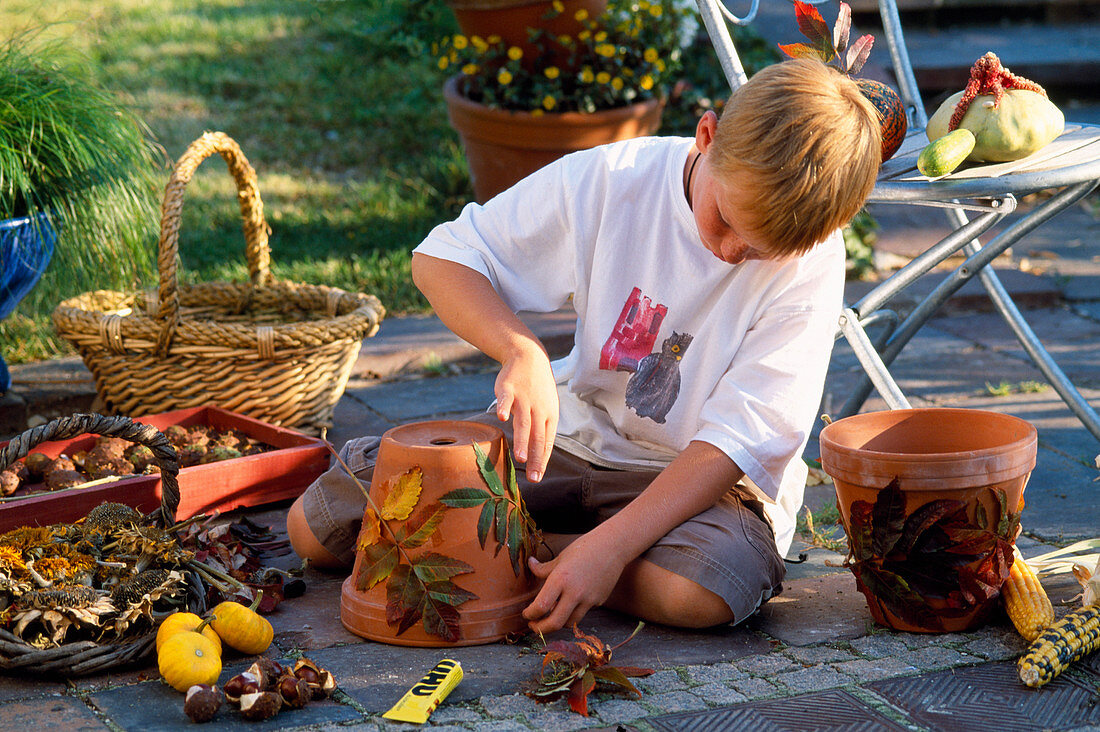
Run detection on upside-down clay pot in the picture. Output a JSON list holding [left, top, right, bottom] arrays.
[[340, 420, 539, 646], [819, 408, 1037, 633]]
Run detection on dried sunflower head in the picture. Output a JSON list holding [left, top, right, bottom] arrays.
[[84, 502, 142, 532], [112, 568, 186, 635], [12, 585, 115, 645]]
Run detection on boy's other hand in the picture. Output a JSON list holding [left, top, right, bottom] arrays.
[[495, 344, 558, 482], [522, 532, 626, 634]]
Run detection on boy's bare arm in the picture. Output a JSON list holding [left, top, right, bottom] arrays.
[[410, 252, 559, 481], [522, 440, 745, 632]]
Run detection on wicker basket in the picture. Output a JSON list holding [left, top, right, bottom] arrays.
[[0, 413, 207, 677], [53, 132, 385, 436]]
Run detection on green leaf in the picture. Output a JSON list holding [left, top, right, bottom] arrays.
[[401, 504, 447, 548], [975, 501, 989, 531], [507, 506, 524, 576], [425, 579, 479, 607], [870, 478, 906, 558], [473, 442, 506, 497], [506, 450, 521, 504], [411, 552, 475, 583], [355, 539, 398, 591], [439, 487, 492, 508], [778, 41, 825, 60], [590, 666, 642, 697], [494, 497, 508, 553], [385, 564, 424, 635], [476, 500, 495, 550]]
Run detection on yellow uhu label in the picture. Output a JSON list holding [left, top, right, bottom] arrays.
[[382, 659, 464, 724]]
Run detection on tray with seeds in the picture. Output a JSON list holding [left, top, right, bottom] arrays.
[[0, 406, 329, 534]]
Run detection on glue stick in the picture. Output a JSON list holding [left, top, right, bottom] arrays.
[[382, 659, 463, 724]]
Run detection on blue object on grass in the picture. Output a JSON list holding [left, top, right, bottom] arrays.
[[0, 212, 57, 393]]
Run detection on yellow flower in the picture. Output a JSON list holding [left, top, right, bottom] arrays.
[[580, 67, 595, 83], [558, 34, 572, 45], [611, 77, 624, 91], [462, 63, 479, 76], [574, 8, 588, 20], [544, 66, 561, 80], [596, 43, 616, 58], [438, 56, 449, 70], [595, 31, 607, 42], [507, 46, 523, 61], [656, 59, 666, 72], [472, 35, 489, 52], [453, 35, 468, 50], [578, 30, 591, 40], [488, 35, 502, 44], [552, 0, 564, 11], [497, 68, 513, 85], [638, 0, 651, 9], [644, 47, 659, 63], [532, 109, 545, 117], [542, 95, 557, 111], [649, 4, 663, 16], [596, 71, 611, 84], [640, 74, 655, 90]]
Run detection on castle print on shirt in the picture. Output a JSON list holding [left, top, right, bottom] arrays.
[[600, 287, 693, 424]]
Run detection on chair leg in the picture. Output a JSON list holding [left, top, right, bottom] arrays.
[[838, 308, 912, 413]]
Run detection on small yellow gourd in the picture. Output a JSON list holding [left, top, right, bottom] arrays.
[[209, 592, 273, 655], [156, 611, 223, 656], [158, 627, 222, 692]]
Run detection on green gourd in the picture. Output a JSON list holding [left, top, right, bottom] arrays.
[[917, 128, 976, 177], [927, 89, 1063, 163]]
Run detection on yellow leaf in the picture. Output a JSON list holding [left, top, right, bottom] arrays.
[[356, 508, 381, 549], [381, 467, 423, 521]]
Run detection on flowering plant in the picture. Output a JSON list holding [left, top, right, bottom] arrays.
[[436, 0, 693, 114]]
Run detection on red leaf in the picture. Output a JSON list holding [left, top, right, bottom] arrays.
[[847, 500, 875, 561], [870, 478, 907, 558], [896, 498, 965, 555], [385, 564, 425, 634], [845, 34, 874, 75], [543, 640, 591, 667], [425, 579, 478, 607], [411, 552, 475, 583], [421, 592, 462, 643], [402, 503, 447, 548], [833, 2, 851, 56], [590, 666, 643, 697], [566, 671, 596, 716], [793, 0, 832, 50], [613, 666, 656, 678], [777, 42, 823, 60]]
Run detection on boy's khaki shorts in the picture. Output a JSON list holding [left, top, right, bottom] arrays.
[[299, 413, 785, 625]]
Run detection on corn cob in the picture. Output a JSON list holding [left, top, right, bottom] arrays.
[[1017, 604, 1100, 687], [1003, 552, 1055, 642]]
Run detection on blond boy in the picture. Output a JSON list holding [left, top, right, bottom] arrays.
[[288, 58, 882, 633]]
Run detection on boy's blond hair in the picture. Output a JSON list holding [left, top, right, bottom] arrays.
[[708, 58, 882, 256]]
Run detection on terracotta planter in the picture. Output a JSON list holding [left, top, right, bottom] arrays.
[[340, 420, 539, 647], [819, 408, 1037, 633], [446, 0, 607, 64], [444, 75, 665, 203]]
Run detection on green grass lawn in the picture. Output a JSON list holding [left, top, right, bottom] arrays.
[[0, 0, 762, 364]]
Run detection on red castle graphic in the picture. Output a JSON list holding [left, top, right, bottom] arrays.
[[600, 287, 667, 372]]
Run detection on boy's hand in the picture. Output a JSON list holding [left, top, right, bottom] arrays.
[[522, 532, 626, 634], [495, 345, 558, 482]]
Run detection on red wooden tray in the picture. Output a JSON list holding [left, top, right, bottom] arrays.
[[0, 406, 331, 532]]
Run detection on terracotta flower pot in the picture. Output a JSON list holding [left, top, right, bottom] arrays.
[[340, 420, 540, 647], [819, 408, 1037, 633], [446, 0, 608, 65], [443, 75, 665, 203]]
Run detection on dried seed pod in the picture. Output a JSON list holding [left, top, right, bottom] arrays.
[[246, 658, 284, 690], [24, 452, 52, 478], [163, 425, 189, 447], [123, 444, 156, 472], [177, 444, 207, 468], [0, 469, 20, 496], [184, 684, 223, 723], [239, 691, 282, 721], [85, 501, 142, 530], [48, 456, 77, 474], [45, 469, 85, 491], [222, 671, 262, 705], [293, 658, 336, 699], [276, 673, 311, 709], [200, 445, 242, 464], [87, 456, 135, 481]]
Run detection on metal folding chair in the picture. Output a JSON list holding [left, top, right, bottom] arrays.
[[695, 0, 1100, 440]]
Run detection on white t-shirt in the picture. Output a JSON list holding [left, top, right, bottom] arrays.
[[413, 136, 845, 555]]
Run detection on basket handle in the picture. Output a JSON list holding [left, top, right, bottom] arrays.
[[155, 131, 273, 355], [0, 413, 181, 526]]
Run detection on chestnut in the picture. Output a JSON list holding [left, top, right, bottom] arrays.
[[183, 684, 223, 723], [276, 673, 311, 709], [239, 691, 282, 721], [222, 671, 261, 705]]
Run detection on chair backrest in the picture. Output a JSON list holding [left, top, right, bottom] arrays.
[[693, 0, 930, 130]]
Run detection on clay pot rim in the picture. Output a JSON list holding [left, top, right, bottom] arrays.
[[382, 419, 505, 451], [443, 75, 664, 127], [819, 407, 1036, 463]]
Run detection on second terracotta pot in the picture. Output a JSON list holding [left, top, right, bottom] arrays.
[[444, 75, 664, 203], [340, 420, 539, 647], [819, 408, 1037, 633]]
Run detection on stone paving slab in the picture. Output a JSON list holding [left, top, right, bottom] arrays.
[[0, 694, 106, 731]]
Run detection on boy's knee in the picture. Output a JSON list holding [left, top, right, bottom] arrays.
[[610, 562, 734, 629], [286, 496, 348, 569]]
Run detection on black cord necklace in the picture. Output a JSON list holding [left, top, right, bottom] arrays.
[[685, 152, 701, 209]]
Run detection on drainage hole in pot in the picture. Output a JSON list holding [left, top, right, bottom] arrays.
[[430, 438, 457, 445]]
